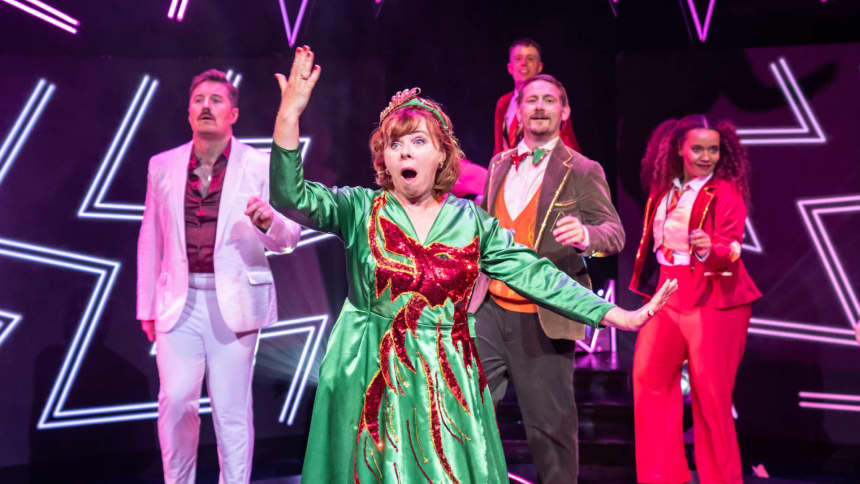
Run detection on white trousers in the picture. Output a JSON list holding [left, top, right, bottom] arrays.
[[156, 273, 259, 484]]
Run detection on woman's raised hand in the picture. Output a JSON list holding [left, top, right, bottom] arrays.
[[273, 45, 321, 149], [275, 45, 321, 122]]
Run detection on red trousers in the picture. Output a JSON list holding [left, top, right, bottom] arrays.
[[633, 265, 751, 484]]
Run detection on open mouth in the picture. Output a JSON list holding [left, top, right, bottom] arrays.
[[401, 168, 418, 180]]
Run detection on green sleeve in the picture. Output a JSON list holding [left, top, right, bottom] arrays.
[[475, 205, 615, 328], [269, 142, 364, 242]]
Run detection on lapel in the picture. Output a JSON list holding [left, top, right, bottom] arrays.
[[216, 137, 246, 248], [170, 142, 193, 252], [533, 144, 573, 248], [486, 149, 515, 213], [688, 176, 718, 233]]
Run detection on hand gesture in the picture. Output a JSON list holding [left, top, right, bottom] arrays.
[[690, 228, 711, 259], [275, 45, 322, 122], [141, 320, 156, 342], [552, 215, 586, 248], [245, 196, 275, 231], [600, 278, 678, 331]]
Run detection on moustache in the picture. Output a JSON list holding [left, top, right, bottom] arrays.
[[198, 109, 214, 119]]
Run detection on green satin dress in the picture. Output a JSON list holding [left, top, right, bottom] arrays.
[[270, 144, 615, 484]]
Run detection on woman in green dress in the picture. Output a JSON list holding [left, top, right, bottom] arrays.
[[269, 46, 677, 484]]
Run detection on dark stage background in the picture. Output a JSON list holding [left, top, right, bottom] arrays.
[[0, 0, 858, 481]]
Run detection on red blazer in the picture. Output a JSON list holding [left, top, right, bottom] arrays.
[[629, 177, 761, 309], [493, 90, 581, 156]]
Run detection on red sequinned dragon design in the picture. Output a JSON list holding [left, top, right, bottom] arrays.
[[354, 194, 487, 483]]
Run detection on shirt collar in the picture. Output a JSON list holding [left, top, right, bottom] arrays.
[[672, 172, 713, 192], [189, 139, 232, 170], [516, 136, 560, 156]]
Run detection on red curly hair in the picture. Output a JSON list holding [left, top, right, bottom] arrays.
[[641, 114, 751, 206]]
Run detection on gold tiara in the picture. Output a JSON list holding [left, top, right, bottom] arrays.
[[378, 87, 450, 132]]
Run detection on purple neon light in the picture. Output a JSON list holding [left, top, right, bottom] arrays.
[[177, 0, 189, 20], [799, 392, 860, 402], [278, 0, 309, 47], [2, 0, 78, 34], [167, 0, 189, 21], [686, 0, 716, 42], [747, 326, 857, 347], [798, 195, 860, 327], [799, 402, 860, 413], [798, 390, 860, 415], [22, 0, 76, 24], [576, 280, 617, 354], [750, 318, 854, 336], [508, 473, 534, 484], [167, 0, 178, 18]]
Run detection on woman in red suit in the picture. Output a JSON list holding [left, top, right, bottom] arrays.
[[629, 115, 761, 484]]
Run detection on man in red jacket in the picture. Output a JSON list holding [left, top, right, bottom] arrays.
[[493, 38, 581, 155]]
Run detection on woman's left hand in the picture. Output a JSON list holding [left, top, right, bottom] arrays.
[[690, 228, 711, 259], [600, 278, 678, 331]]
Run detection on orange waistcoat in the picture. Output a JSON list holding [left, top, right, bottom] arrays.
[[488, 181, 542, 313]]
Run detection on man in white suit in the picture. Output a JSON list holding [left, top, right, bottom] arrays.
[[137, 69, 301, 484]]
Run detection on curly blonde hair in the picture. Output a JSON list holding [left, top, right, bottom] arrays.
[[641, 114, 751, 206], [369, 106, 463, 196]]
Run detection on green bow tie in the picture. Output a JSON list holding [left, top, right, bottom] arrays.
[[531, 148, 547, 165], [512, 148, 549, 169]]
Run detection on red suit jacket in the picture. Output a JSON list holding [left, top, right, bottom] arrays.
[[629, 177, 761, 309], [493, 90, 581, 155]]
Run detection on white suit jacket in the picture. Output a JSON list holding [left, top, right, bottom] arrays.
[[136, 138, 301, 333]]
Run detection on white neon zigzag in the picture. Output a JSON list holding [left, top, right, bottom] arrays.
[[743, 218, 763, 254], [78, 75, 160, 221], [137, 315, 329, 427], [224, 69, 243, 89], [798, 392, 860, 413], [748, 195, 860, 347], [748, 318, 856, 347], [0, 238, 121, 429], [239, 137, 335, 249], [737, 58, 827, 145], [1, 0, 78, 34], [797, 195, 860, 328], [0, 309, 23, 347], [74, 75, 330, 245], [278, 0, 310, 47], [0, 78, 55, 186], [74, 75, 312, 217], [576, 279, 617, 354]]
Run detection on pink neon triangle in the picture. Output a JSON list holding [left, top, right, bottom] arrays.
[[278, 0, 310, 47], [687, 0, 716, 42]]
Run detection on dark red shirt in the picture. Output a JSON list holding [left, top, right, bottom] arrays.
[[185, 141, 231, 273]]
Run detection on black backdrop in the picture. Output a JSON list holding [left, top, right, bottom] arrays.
[[0, 0, 858, 480]]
